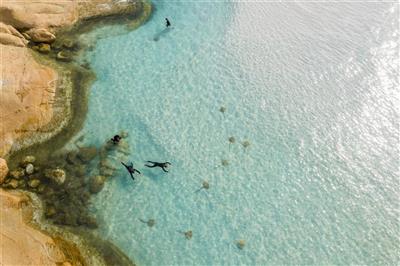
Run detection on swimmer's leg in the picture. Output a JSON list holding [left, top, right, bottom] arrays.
[[129, 172, 135, 181]]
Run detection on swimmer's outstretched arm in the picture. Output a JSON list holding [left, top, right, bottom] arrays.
[[121, 162, 128, 168], [134, 169, 141, 174], [162, 167, 168, 173]]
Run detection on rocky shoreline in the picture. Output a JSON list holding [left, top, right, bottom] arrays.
[[0, 0, 151, 265]]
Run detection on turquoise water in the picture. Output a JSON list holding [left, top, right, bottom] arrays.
[[75, 1, 399, 265]]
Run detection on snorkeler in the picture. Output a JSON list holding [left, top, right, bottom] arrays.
[[121, 162, 141, 180], [111, 135, 121, 144], [145, 161, 171, 172], [165, 18, 171, 28]]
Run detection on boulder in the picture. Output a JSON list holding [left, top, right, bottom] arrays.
[[10, 169, 25, 179], [77, 147, 97, 162], [22, 155, 36, 166], [26, 28, 56, 43], [56, 51, 73, 62], [66, 151, 79, 165], [100, 168, 114, 177], [45, 168, 66, 185], [89, 175, 105, 194], [25, 163, 34, 175], [18, 179, 26, 188], [37, 43, 51, 53], [45, 206, 56, 218], [7, 179, 19, 189], [28, 179, 40, 188], [100, 159, 116, 170], [37, 184, 46, 193], [62, 39, 78, 50], [0, 158, 9, 184]]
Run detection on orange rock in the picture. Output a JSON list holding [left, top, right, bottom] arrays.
[[0, 44, 57, 156], [0, 189, 66, 265], [0, 158, 8, 184], [26, 28, 56, 43]]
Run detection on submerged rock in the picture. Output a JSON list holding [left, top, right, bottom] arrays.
[[22, 155, 36, 166], [7, 179, 19, 189], [25, 163, 34, 175], [45, 206, 56, 218], [66, 151, 80, 165], [37, 184, 46, 193], [18, 179, 26, 188], [100, 159, 117, 170], [62, 39, 78, 50], [10, 169, 25, 179], [28, 179, 40, 188], [89, 175, 106, 194], [56, 51, 73, 62], [45, 168, 66, 185], [100, 168, 114, 177], [37, 43, 51, 53], [77, 147, 97, 162]]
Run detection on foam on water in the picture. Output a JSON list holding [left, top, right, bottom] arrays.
[[74, 1, 399, 265]]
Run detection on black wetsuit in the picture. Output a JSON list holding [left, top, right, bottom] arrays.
[[165, 18, 171, 28], [111, 135, 121, 144], [121, 162, 141, 180], [145, 161, 171, 172]]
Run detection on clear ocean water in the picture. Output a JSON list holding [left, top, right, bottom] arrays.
[[73, 1, 399, 265]]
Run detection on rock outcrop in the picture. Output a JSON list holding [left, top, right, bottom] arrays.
[[0, 44, 57, 156], [0, 22, 27, 47], [0, 189, 67, 265], [0, 158, 9, 184], [0, 0, 147, 157], [0, 0, 150, 265]]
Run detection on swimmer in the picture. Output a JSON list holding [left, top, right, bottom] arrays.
[[121, 162, 141, 180], [165, 18, 171, 28], [111, 135, 121, 144], [145, 161, 171, 172]]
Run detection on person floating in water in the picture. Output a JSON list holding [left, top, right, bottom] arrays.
[[165, 18, 171, 28], [121, 162, 141, 180], [111, 134, 121, 144], [145, 161, 171, 172]]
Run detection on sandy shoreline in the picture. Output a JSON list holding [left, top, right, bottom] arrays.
[[0, 0, 151, 264]]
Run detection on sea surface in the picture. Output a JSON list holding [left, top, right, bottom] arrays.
[[73, 1, 399, 265]]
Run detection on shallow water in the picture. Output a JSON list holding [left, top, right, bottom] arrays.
[[73, 1, 399, 265]]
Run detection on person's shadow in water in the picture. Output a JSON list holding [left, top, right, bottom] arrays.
[[153, 27, 173, 41], [142, 168, 163, 182]]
